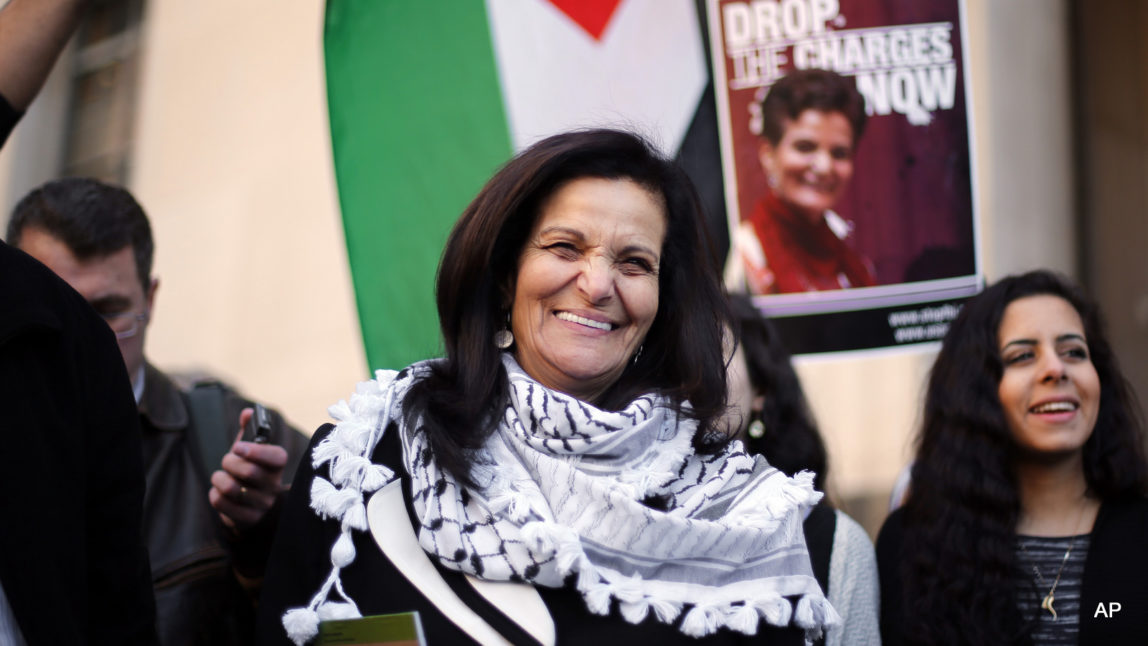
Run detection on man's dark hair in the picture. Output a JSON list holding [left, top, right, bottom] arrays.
[[7, 177, 154, 291]]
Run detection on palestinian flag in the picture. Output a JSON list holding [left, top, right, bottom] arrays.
[[324, 0, 714, 370]]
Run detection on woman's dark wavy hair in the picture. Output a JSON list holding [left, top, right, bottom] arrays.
[[728, 294, 829, 492], [404, 129, 733, 486], [760, 68, 868, 146], [900, 269, 1148, 644]]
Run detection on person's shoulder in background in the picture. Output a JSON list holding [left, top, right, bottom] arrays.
[[826, 509, 880, 646]]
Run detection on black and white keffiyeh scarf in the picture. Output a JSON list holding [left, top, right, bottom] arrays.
[[283, 354, 838, 643]]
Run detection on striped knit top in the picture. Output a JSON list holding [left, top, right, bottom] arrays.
[[1014, 534, 1092, 645]]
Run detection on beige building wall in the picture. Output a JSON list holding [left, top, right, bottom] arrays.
[[128, 0, 365, 433], [0, 0, 1078, 531]]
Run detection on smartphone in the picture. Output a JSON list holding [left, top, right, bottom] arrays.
[[243, 403, 273, 444]]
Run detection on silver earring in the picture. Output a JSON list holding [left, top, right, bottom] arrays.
[[747, 417, 765, 439], [632, 344, 644, 365], [494, 313, 513, 349]]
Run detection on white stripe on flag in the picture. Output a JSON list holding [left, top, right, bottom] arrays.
[[486, 0, 707, 156]]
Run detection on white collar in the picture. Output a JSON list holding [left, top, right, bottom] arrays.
[[132, 364, 146, 405]]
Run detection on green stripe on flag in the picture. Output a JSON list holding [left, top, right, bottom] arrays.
[[325, 1, 513, 371]]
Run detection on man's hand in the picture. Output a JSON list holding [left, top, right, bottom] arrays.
[[208, 407, 288, 533]]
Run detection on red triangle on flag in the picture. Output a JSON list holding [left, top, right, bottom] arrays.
[[546, 0, 623, 41]]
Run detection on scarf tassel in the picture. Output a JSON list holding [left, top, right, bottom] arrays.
[[311, 439, 344, 467], [507, 494, 533, 523], [555, 535, 585, 574], [329, 454, 391, 491], [487, 488, 535, 524], [613, 575, 647, 623], [310, 478, 362, 520], [759, 595, 792, 626], [618, 598, 650, 624], [283, 567, 364, 646], [649, 597, 682, 624], [781, 470, 821, 507], [520, 521, 557, 556], [726, 602, 761, 635], [680, 603, 722, 637], [341, 500, 368, 532], [331, 531, 356, 568], [614, 587, 680, 625], [728, 469, 822, 531], [574, 558, 599, 592], [335, 419, 373, 451], [794, 594, 841, 641], [285, 600, 361, 646], [584, 582, 613, 616], [358, 464, 393, 492], [283, 607, 320, 646], [326, 400, 354, 422], [793, 595, 820, 628]]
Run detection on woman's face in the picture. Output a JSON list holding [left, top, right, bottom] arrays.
[[997, 295, 1101, 460], [759, 109, 855, 225], [511, 177, 665, 403]]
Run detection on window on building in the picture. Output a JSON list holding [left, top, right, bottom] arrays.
[[61, 0, 144, 183]]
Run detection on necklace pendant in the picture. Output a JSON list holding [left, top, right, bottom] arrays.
[[1041, 592, 1058, 621]]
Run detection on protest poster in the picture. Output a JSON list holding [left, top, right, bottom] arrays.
[[708, 0, 980, 354]]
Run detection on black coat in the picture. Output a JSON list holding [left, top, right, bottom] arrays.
[[0, 241, 157, 644]]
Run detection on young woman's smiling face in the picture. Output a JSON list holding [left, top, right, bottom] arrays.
[[511, 177, 665, 404], [997, 295, 1101, 460], [759, 109, 855, 225]]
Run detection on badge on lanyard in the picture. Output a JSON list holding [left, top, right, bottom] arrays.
[[316, 611, 426, 646]]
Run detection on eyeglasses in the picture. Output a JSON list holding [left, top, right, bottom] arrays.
[[101, 310, 149, 340]]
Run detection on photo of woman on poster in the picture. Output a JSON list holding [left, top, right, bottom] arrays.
[[727, 69, 876, 295]]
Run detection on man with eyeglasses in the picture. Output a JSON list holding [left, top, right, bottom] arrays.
[[7, 177, 309, 646]]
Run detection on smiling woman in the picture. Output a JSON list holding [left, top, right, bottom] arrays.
[[876, 270, 1148, 644], [727, 68, 876, 294], [997, 295, 1101, 459], [512, 177, 665, 403], [257, 130, 840, 645]]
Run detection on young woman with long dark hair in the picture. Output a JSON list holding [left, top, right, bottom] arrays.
[[877, 270, 1148, 644]]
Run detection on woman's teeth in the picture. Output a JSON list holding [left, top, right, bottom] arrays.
[[556, 311, 612, 331], [1031, 401, 1077, 414]]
